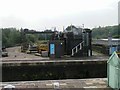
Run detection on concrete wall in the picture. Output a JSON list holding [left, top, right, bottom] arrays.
[[2, 61, 107, 82]]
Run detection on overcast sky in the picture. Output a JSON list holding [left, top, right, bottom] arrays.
[[0, 0, 119, 31]]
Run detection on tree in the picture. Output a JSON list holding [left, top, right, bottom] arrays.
[[92, 25, 119, 39]]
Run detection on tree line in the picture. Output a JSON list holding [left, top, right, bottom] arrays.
[[1, 28, 52, 48], [92, 25, 120, 39], [2, 28, 22, 48], [1, 25, 119, 47]]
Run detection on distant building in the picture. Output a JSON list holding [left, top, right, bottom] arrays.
[[65, 25, 83, 39]]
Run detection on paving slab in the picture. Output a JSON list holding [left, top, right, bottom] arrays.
[[1, 78, 112, 89]]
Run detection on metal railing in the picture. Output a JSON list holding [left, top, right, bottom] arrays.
[[72, 41, 83, 56]]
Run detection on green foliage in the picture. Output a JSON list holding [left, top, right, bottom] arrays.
[[92, 25, 119, 39], [1, 28, 52, 48], [26, 34, 38, 43], [2, 28, 21, 47]]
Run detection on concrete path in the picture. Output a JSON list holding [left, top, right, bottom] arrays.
[[1, 78, 112, 89]]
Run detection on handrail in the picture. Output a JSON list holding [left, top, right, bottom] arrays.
[[72, 41, 83, 56]]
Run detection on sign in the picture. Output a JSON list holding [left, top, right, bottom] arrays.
[[50, 44, 55, 54]]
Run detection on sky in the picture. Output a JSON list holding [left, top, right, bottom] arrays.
[[0, 0, 120, 31]]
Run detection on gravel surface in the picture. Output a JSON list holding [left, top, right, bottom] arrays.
[[2, 46, 108, 61], [2, 46, 48, 60]]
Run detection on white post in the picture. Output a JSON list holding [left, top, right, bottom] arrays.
[[76, 47, 77, 53], [72, 49, 74, 56]]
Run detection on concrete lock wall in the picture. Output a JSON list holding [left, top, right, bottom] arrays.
[[2, 61, 106, 82]]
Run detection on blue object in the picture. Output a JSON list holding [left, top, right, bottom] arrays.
[[50, 44, 55, 54], [109, 46, 117, 55]]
